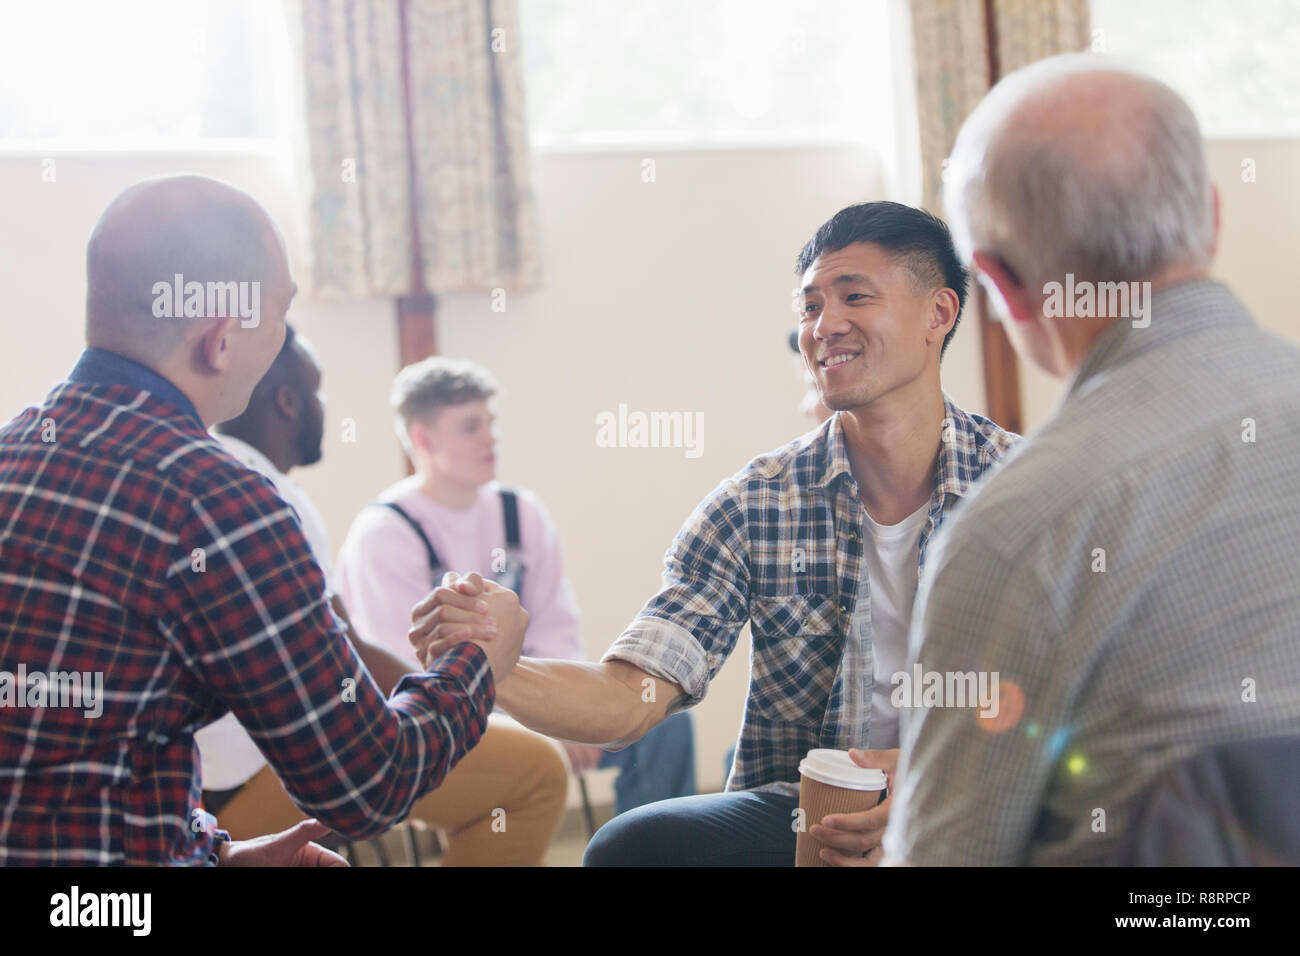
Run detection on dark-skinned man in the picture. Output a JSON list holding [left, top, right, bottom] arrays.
[[196, 326, 568, 865]]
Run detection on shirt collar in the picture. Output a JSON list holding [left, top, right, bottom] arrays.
[[813, 412, 854, 489], [67, 347, 204, 428], [934, 394, 984, 501], [1065, 279, 1252, 402], [812, 393, 983, 502]]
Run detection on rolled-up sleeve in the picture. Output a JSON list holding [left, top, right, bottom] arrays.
[[602, 477, 750, 704]]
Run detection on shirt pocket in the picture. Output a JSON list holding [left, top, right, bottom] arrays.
[[748, 592, 841, 726]]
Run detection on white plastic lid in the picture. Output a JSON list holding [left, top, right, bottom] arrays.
[[798, 749, 887, 791]]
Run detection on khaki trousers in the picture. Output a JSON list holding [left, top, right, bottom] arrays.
[[213, 715, 568, 866]]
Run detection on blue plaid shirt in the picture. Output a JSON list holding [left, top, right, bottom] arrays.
[[603, 395, 1018, 791]]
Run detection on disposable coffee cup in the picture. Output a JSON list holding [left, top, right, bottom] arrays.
[[795, 748, 887, 867]]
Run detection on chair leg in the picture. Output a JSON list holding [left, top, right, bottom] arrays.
[[577, 774, 598, 838], [370, 834, 391, 867], [402, 822, 422, 867]]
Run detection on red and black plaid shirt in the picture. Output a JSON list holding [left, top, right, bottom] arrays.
[[0, 348, 493, 865]]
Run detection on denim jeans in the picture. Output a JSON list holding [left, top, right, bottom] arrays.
[[597, 710, 696, 816], [583, 787, 799, 866]]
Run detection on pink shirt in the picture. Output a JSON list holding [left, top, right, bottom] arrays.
[[334, 477, 583, 666]]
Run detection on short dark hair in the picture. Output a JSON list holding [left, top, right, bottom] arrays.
[[795, 201, 969, 358], [273, 322, 297, 365], [217, 324, 299, 433], [258, 322, 299, 392]]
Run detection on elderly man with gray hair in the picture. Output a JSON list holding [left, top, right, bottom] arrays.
[[883, 54, 1300, 865]]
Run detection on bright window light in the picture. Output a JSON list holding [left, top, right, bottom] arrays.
[[0, 0, 292, 148], [519, 0, 897, 150], [1091, 0, 1300, 138]]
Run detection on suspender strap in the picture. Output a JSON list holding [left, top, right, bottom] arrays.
[[377, 501, 443, 577], [375, 491, 522, 589], [500, 488, 520, 549], [498, 487, 525, 596]]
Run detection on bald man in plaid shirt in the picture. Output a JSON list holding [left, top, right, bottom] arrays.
[[0, 175, 524, 865]]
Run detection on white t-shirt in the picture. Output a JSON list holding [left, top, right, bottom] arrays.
[[862, 502, 928, 752], [755, 499, 930, 799], [193, 434, 334, 791]]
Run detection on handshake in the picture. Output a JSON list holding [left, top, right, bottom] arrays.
[[407, 572, 530, 679]]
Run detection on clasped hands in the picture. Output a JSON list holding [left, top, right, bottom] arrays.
[[407, 571, 529, 678], [218, 574, 529, 868], [406, 573, 602, 773], [405, 577, 901, 838]]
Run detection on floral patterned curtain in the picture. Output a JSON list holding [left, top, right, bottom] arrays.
[[300, 0, 540, 299], [910, 0, 1091, 212]]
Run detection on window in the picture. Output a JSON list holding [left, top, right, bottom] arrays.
[[0, 0, 293, 148], [1090, 0, 1300, 138], [519, 0, 898, 149]]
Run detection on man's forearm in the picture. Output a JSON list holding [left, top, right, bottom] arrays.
[[495, 658, 684, 748]]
